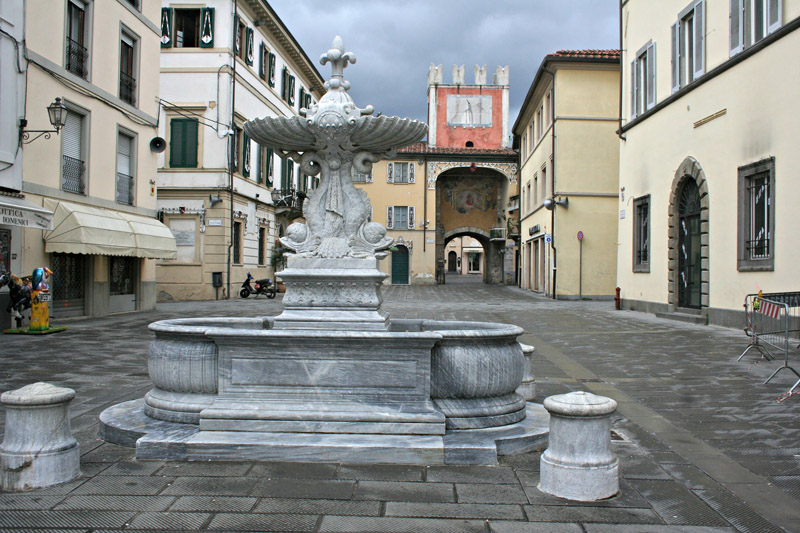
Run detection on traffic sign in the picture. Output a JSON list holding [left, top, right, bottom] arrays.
[[577, 231, 584, 241], [544, 234, 552, 244]]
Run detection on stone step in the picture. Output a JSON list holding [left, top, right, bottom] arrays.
[[654, 311, 706, 325]]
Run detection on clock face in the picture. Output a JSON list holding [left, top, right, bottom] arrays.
[[447, 95, 492, 127]]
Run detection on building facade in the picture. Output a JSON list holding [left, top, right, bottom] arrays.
[[356, 65, 518, 285], [155, 0, 323, 301], [514, 50, 620, 299], [1, 0, 176, 328], [618, 0, 799, 326]]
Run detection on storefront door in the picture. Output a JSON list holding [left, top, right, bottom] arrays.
[[110, 256, 137, 312]]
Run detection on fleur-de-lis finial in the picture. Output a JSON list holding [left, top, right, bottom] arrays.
[[320, 35, 356, 91]]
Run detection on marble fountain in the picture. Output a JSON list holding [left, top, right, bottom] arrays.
[[99, 37, 548, 465]]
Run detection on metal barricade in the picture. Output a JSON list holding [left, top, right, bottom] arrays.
[[740, 292, 800, 394]]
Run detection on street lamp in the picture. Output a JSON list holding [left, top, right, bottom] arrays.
[[543, 196, 569, 210], [20, 98, 69, 144], [270, 188, 283, 205]]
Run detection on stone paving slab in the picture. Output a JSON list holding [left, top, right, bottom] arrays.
[[1, 283, 799, 531]]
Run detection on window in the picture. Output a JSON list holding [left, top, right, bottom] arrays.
[[169, 118, 198, 168], [730, 0, 782, 55], [536, 104, 543, 141], [230, 126, 242, 173], [66, 0, 88, 78], [245, 27, 254, 66], [0, 229, 10, 275], [671, 0, 705, 93], [280, 156, 294, 190], [162, 7, 214, 49], [120, 31, 137, 106], [387, 206, 415, 230], [526, 180, 532, 212], [545, 91, 552, 126], [387, 162, 415, 184], [633, 195, 650, 272], [281, 67, 295, 105], [236, 18, 245, 60], [233, 220, 242, 264], [257, 146, 274, 186], [174, 9, 199, 47], [116, 131, 134, 205], [631, 41, 656, 118], [259, 43, 268, 80], [738, 157, 775, 270], [62, 108, 86, 194], [258, 226, 266, 265], [533, 175, 538, 207], [242, 130, 251, 177], [352, 167, 372, 183], [268, 52, 276, 87], [540, 165, 547, 201], [299, 87, 306, 111]]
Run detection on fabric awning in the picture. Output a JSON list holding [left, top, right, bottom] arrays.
[[0, 196, 54, 230], [43, 200, 177, 259]]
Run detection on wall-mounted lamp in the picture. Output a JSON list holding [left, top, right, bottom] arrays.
[[20, 97, 68, 144], [209, 194, 223, 207], [543, 197, 569, 211]]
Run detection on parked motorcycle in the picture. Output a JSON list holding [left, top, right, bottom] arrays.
[[240, 272, 276, 299]]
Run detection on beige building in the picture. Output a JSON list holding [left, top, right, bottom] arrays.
[[155, 0, 323, 301], [445, 236, 484, 275], [514, 50, 620, 299], [2, 0, 176, 325], [618, 1, 799, 326]]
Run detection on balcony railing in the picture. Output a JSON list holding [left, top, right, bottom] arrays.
[[490, 227, 507, 241], [66, 38, 88, 78], [119, 71, 136, 106], [62, 155, 85, 194], [116, 172, 134, 205]]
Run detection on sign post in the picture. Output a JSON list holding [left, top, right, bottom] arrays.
[[577, 231, 584, 299]]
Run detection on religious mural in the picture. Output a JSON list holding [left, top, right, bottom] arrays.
[[440, 177, 497, 214]]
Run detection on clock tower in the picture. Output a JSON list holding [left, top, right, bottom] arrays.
[[427, 64, 510, 149]]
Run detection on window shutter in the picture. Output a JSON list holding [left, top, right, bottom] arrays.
[[245, 27, 254, 65], [305, 93, 312, 109], [694, 1, 705, 79], [767, 0, 782, 34], [169, 119, 183, 167], [287, 158, 293, 187], [169, 118, 197, 168], [259, 43, 266, 79], [299, 87, 305, 110], [242, 131, 250, 177], [281, 67, 288, 99], [409, 163, 415, 183], [117, 133, 131, 175], [386, 206, 394, 229], [408, 206, 415, 229], [288, 76, 296, 105], [645, 43, 656, 110], [671, 22, 680, 93], [63, 112, 82, 160], [256, 145, 263, 184], [630, 60, 637, 118], [387, 162, 394, 183], [268, 53, 276, 87], [233, 15, 240, 55], [200, 7, 214, 47], [160, 8, 172, 48], [266, 148, 274, 187], [729, 0, 744, 55]]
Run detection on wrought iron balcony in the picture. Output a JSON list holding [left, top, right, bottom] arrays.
[[271, 188, 304, 219], [62, 155, 85, 194], [66, 38, 88, 79], [116, 172, 134, 205], [119, 71, 136, 106]]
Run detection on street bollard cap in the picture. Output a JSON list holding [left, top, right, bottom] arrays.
[[543, 390, 617, 417], [1, 382, 76, 406]]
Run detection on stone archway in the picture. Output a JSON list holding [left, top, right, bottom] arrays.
[[442, 227, 499, 284], [668, 157, 710, 310]]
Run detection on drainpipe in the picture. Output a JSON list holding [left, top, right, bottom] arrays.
[[226, 0, 238, 299], [543, 67, 558, 299], [618, 0, 627, 141]]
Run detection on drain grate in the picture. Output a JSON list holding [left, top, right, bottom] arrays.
[[578, 378, 604, 383]]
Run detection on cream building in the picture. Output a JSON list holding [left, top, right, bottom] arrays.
[[445, 236, 484, 275], [156, 0, 323, 301], [1, 0, 176, 326], [618, 1, 799, 326], [514, 50, 620, 299]]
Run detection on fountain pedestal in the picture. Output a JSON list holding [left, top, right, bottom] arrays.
[[273, 257, 389, 331]]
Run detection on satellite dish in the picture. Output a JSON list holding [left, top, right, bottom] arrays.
[[149, 137, 167, 153]]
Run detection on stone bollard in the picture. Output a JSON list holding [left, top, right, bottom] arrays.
[[515, 343, 535, 401], [538, 391, 618, 501], [1, 382, 80, 491]]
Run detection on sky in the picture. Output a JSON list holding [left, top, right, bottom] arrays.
[[269, 0, 619, 135]]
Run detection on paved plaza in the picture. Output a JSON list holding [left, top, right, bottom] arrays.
[[1, 278, 800, 532]]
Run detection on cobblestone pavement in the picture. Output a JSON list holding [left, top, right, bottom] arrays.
[[1, 280, 799, 532]]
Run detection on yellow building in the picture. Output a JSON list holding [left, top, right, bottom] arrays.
[[155, 0, 323, 301], [618, 1, 799, 326], [514, 50, 620, 299], [5, 0, 176, 324]]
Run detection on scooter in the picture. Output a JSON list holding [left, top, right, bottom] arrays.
[[240, 272, 276, 299]]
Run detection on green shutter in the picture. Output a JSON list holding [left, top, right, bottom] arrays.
[[242, 131, 250, 177], [288, 75, 296, 105], [233, 15, 240, 55], [281, 67, 288, 100], [169, 118, 198, 168], [245, 27, 254, 65], [266, 148, 274, 187], [200, 7, 214, 48], [259, 43, 266, 79], [298, 87, 305, 110], [161, 8, 173, 48], [268, 53, 276, 87]]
